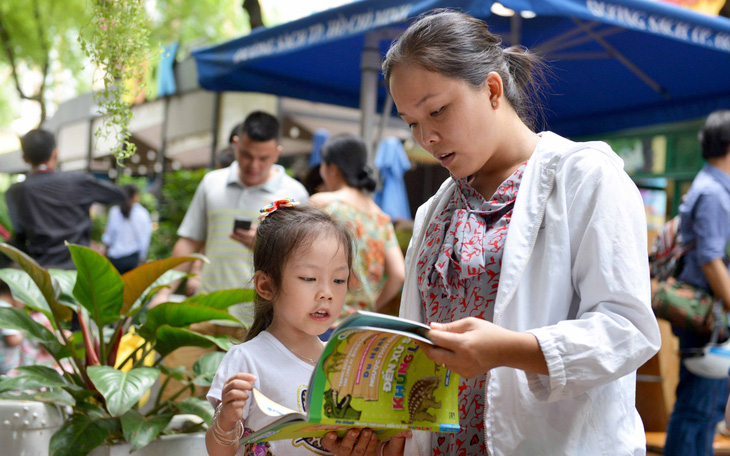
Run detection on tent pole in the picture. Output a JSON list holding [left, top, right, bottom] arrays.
[[375, 93, 394, 147], [510, 14, 522, 46], [360, 32, 381, 167]]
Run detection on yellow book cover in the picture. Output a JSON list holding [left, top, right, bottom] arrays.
[[241, 311, 460, 444]]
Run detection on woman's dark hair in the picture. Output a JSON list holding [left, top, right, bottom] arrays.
[[321, 134, 377, 192], [245, 204, 354, 341], [120, 185, 139, 219], [700, 110, 730, 160], [382, 9, 546, 130]]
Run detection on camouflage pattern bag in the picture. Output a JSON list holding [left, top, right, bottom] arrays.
[[652, 276, 728, 335]]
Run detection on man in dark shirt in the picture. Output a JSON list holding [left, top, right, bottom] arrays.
[[5, 129, 126, 269]]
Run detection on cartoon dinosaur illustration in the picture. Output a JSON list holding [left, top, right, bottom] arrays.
[[323, 388, 362, 420], [321, 348, 347, 377], [405, 376, 442, 423]]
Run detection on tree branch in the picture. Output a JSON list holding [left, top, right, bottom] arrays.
[[32, 0, 50, 123], [243, 0, 264, 30], [0, 6, 31, 101]]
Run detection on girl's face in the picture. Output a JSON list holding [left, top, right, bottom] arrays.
[[389, 64, 497, 179], [269, 232, 349, 338]]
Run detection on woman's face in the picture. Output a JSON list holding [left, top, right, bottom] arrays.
[[389, 65, 497, 179]]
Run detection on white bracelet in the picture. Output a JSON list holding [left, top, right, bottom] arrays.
[[380, 440, 386, 456], [212, 401, 243, 445]]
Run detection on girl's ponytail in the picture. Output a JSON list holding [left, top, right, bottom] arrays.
[[245, 299, 274, 342]]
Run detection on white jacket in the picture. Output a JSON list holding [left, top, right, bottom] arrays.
[[400, 132, 661, 455]]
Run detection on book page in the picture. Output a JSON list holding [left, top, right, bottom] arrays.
[[252, 388, 301, 417]]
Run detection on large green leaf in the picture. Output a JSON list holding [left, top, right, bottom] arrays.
[[127, 270, 189, 318], [159, 364, 187, 380], [50, 269, 80, 307], [0, 388, 77, 407], [0, 243, 72, 322], [0, 365, 69, 393], [192, 351, 225, 387], [49, 414, 119, 456], [87, 365, 159, 416], [153, 326, 231, 358], [68, 244, 124, 327], [0, 305, 57, 343], [138, 302, 238, 340], [120, 409, 173, 451], [121, 255, 206, 314], [184, 288, 254, 310], [0, 306, 65, 358], [0, 269, 49, 317], [175, 397, 215, 425]]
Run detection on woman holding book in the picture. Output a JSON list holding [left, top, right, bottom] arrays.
[[326, 9, 661, 456]]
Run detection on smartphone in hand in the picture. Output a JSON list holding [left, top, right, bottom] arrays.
[[233, 217, 252, 231]]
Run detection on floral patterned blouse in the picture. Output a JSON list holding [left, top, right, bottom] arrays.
[[416, 162, 527, 455], [321, 200, 399, 322]]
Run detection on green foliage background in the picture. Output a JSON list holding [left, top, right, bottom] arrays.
[[148, 169, 206, 261]]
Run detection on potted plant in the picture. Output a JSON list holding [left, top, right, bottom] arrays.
[[0, 242, 251, 456]]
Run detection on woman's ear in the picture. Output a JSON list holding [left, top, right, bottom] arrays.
[[254, 271, 276, 301], [485, 71, 504, 107]]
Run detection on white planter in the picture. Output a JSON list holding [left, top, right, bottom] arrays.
[[89, 433, 206, 456], [0, 399, 66, 456]]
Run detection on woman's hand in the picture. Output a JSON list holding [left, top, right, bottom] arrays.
[[218, 372, 257, 429], [321, 429, 410, 456], [418, 318, 548, 378]]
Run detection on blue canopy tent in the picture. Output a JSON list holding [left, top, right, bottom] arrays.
[[193, 0, 730, 156]]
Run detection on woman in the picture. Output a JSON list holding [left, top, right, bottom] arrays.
[[102, 184, 152, 274], [310, 134, 405, 321], [324, 9, 661, 456]]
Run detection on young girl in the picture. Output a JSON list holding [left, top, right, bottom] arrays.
[[206, 200, 408, 456]]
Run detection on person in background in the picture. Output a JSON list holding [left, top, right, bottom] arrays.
[[325, 10, 661, 456], [310, 134, 405, 325], [151, 111, 309, 319], [0, 280, 22, 375], [151, 111, 309, 400], [216, 145, 236, 170], [102, 184, 152, 274], [664, 110, 730, 456], [187, 144, 239, 293], [206, 201, 408, 456], [5, 129, 125, 269]]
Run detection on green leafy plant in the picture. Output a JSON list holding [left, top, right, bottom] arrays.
[[148, 169, 206, 261], [78, 0, 153, 161], [0, 243, 252, 455]]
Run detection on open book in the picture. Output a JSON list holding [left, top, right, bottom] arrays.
[[241, 311, 460, 444]]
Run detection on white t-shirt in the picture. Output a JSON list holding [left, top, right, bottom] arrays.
[[208, 331, 332, 455]]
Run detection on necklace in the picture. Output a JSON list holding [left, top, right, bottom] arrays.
[[288, 348, 317, 366], [275, 336, 319, 366]]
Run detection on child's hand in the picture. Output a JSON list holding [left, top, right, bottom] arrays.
[[218, 372, 257, 430]]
